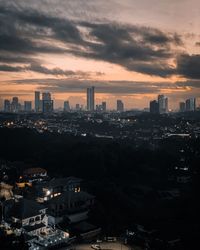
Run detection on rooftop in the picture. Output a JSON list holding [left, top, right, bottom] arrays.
[[10, 198, 47, 219]]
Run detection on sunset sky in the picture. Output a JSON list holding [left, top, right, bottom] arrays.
[[0, 0, 200, 109]]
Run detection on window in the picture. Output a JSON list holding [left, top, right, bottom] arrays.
[[29, 218, 34, 224], [35, 216, 40, 221]]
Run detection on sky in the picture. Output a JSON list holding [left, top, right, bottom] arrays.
[[0, 0, 200, 109]]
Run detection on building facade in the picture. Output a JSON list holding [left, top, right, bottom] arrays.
[[117, 100, 124, 112], [150, 100, 159, 114], [87, 87, 95, 111], [35, 91, 40, 112], [158, 95, 168, 114]]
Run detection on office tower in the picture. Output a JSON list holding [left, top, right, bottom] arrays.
[[35, 91, 40, 112], [96, 104, 101, 112], [117, 100, 124, 112], [87, 86, 95, 111], [42, 92, 51, 101], [24, 101, 32, 112], [96, 102, 106, 112], [42, 92, 53, 113], [64, 101, 70, 111], [158, 95, 168, 114], [185, 98, 196, 112], [179, 102, 186, 112], [0, 98, 3, 111], [4, 99, 11, 112], [11, 97, 19, 113], [42, 100, 53, 113], [150, 100, 159, 114], [102, 102, 106, 112]]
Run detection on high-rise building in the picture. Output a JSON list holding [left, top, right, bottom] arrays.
[[42, 92, 53, 113], [158, 95, 168, 114], [150, 100, 159, 114], [64, 101, 70, 112], [117, 100, 124, 112], [42, 92, 51, 101], [96, 102, 106, 112], [179, 102, 186, 112], [185, 98, 196, 112], [11, 97, 19, 113], [0, 98, 3, 111], [102, 102, 106, 112], [96, 104, 101, 112], [4, 99, 11, 112], [42, 100, 53, 113], [35, 91, 40, 112], [24, 101, 32, 112], [87, 86, 95, 111]]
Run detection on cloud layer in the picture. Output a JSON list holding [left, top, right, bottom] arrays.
[[0, 0, 200, 108], [0, 3, 193, 79]]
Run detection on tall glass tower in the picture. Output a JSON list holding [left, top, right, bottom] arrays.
[[87, 86, 95, 111]]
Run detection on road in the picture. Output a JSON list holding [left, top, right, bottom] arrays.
[[73, 242, 134, 250]]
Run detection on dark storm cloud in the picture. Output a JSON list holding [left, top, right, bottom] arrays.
[[0, 54, 39, 64], [0, 63, 89, 77], [176, 80, 200, 88], [70, 22, 179, 77], [11, 78, 186, 95], [0, 3, 185, 78], [125, 61, 176, 77], [26, 64, 86, 77], [177, 54, 200, 79], [0, 5, 83, 45], [0, 10, 67, 55], [0, 64, 24, 72]]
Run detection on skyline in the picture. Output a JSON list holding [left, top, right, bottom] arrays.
[[1, 89, 198, 112], [1, 0, 200, 109]]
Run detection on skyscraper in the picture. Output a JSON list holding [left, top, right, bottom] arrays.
[[102, 102, 106, 112], [87, 86, 95, 111], [158, 95, 168, 114], [179, 102, 186, 112], [64, 101, 70, 112], [150, 100, 159, 114], [42, 92, 51, 101], [0, 98, 3, 111], [117, 100, 124, 112], [4, 99, 11, 112], [185, 98, 196, 112], [42, 92, 53, 113], [11, 97, 19, 113], [24, 101, 32, 112], [35, 91, 40, 112], [96, 102, 107, 112]]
